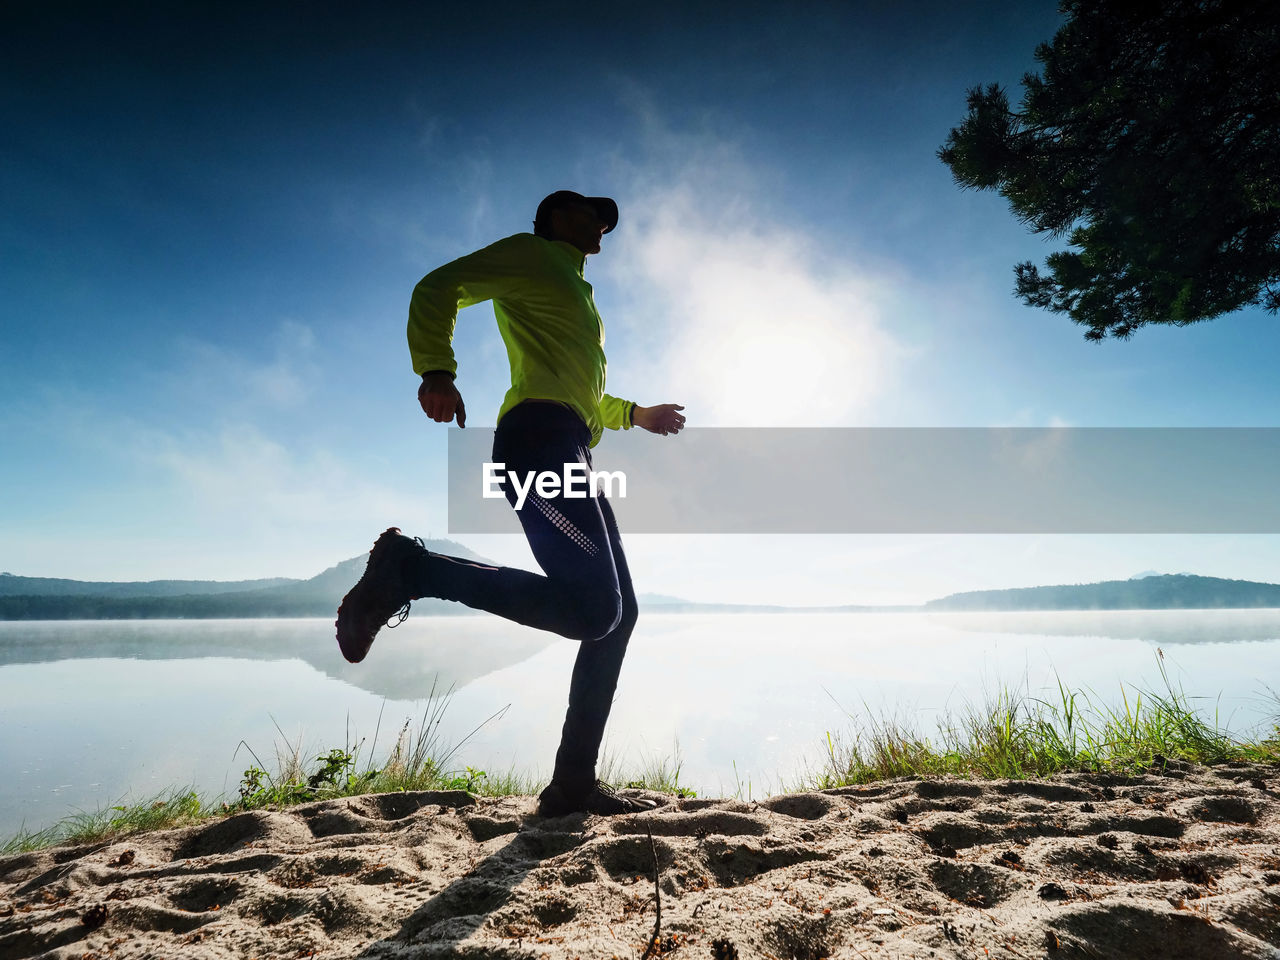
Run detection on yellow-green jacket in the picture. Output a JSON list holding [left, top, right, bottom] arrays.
[[408, 233, 635, 447]]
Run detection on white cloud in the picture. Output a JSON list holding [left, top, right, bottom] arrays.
[[598, 110, 907, 427], [167, 320, 320, 416], [142, 422, 417, 539], [108, 419, 431, 580], [1, 319, 438, 580]]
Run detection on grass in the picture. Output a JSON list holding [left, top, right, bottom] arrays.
[[1, 789, 207, 854], [809, 651, 1280, 789], [229, 678, 527, 806], [1, 679, 532, 855], [603, 737, 699, 799], [4, 654, 1278, 854]]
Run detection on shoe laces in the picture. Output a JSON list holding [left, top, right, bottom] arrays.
[[384, 536, 428, 629], [592, 780, 655, 812]]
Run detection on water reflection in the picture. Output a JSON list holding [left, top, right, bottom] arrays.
[[0, 618, 557, 699], [928, 608, 1280, 645]]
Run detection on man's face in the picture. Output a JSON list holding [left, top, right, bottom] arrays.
[[549, 201, 608, 255]]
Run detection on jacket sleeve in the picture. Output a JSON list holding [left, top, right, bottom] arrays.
[[407, 235, 529, 377], [599, 393, 636, 431]]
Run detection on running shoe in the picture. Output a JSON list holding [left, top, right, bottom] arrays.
[[335, 527, 425, 663], [536, 779, 659, 817]]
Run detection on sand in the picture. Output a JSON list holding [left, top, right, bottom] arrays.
[[3, 760, 1279, 959]]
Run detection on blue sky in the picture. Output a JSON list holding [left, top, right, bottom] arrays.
[[3, 1, 1279, 602]]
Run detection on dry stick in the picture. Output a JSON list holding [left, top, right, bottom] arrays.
[[640, 825, 662, 959]]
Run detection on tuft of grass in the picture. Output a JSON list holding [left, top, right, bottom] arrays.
[[3, 680, 523, 853], [811, 652, 1280, 789], [616, 739, 697, 798], [226, 679, 522, 808], [731, 760, 753, 803], [3, 789, 207, 855]]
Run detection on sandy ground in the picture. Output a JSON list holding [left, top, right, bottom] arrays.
[[3, 760, 1279, 959]]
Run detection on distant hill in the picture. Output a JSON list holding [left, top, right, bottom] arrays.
[[637, 592, 690, 606], [6, 561, 1279, 620], [925, 574, 1280, 611], [0, 572, 295, 597], [0, 539, 490, 620]]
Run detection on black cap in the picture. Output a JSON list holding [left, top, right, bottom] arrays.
[[534, 190, 619, 237]]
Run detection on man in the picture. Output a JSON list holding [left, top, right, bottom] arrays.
[[335, 190, 686, 817]]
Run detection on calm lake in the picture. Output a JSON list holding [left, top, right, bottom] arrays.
[[3, 610, 1280, 838]]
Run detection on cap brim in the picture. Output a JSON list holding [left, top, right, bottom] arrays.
[[586, 196, 619, 233]]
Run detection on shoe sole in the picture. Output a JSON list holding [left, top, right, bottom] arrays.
[[536, 786, 658, 817], [335, 527, 404, 664]]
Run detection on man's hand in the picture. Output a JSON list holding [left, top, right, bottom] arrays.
[[418, 373, 467, 427], [633, 403, 685, 436]]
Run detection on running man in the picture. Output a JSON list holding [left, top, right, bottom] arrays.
[[335, 190, 686, 816]]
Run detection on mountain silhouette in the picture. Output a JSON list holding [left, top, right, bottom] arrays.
[[926, 574, 1280, 611], [0, 539, 490, 620]]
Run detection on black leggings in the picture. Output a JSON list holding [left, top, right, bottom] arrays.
[[412, 401, 638, 786]]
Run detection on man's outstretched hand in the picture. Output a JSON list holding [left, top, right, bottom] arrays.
[[634, 403, 685, 436], [418, 373, 467, 427]]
